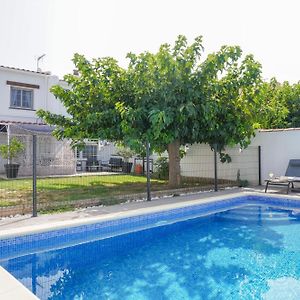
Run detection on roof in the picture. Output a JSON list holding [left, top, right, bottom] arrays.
[[0, 120, 45, 125], [0, 65, 51, 75], [259, 128, 300, 132], [0, 121, 54, 134], [15, 123, 55, 134]]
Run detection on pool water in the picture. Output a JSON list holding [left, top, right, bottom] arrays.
[[2, 204, 300, 299]]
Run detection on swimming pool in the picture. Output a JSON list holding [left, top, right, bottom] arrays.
[[1, 194, 300, 299]]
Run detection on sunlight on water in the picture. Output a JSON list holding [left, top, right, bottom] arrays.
[[1, 205, 300, 299], [263, 277, 300, 300]]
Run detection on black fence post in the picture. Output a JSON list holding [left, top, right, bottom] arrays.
[[146, 141, 151, 201], [32, 135, 37, 217], [214, 144, 218, 192], [258, 145, 262, 186]]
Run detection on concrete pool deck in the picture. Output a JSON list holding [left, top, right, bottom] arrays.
[[0, 187, 240, 229], [0, 267, 39, 299], [1, 186, 300, 235], [0, 188, 244, 238]]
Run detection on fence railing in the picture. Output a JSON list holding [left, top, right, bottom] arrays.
[[0, 135, 261, 217]]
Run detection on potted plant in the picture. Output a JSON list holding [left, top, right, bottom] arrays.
[[134, 163, 143, 175], [116, 146, 135, 173], [0, 137, 25, 178]]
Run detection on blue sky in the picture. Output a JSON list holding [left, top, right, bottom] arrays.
[[1, 0, 300, 82]]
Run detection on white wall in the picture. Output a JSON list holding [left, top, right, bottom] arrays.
[[0, 67, 67, 124], [181, 144, 259, 185], [46, 78, 68, 116], [0, 132, 75, 176], [181, 129, 300, 186], [251, 129, 300, 181], [0, 67, 72, 176], [97, 143, 117, 162]]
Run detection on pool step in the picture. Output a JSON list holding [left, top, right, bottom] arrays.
[[223, 208, 289, 217], [216, 205, 298, 222]]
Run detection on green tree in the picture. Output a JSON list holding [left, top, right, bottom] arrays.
[[0, 137, 25, 162], [38, 35, 262, 188], [38, 55, 126, 146], [256, 79, 300, 129], [256, 78, 289, 129], [117, 37, 262, 187], [284, 82, 300, 127]]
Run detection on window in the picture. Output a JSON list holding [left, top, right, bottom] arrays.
[[10, 87, 33, 109], [76, 144, 98, 160], [82, 145, 97, 160]]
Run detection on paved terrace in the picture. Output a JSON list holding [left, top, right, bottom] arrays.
[[1, 186, 300, 232]]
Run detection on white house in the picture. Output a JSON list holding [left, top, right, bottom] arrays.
[[0, 65, 67, 124], [0, 65, 119, 176], [0, 65, 76, 176]]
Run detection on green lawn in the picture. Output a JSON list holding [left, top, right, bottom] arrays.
[[0, 174, 235, 214], [0, 174, 168, 208]]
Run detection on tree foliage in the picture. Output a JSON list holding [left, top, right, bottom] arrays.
[[0, 138, 25, 161], [38, 35, 263, 188], [39, 55, 126, 146], [286, 83, 300, 127], [117, 37, 262, 152], [256, 79, 300, 129], [257, 78, 290, 129]]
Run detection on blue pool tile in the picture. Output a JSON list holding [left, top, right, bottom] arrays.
[[1, 194, 299, 261]]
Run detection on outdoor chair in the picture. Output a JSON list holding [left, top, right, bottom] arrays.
[[101, 157, 123, 172], [265, 159, 300, 193], [86, 158, 101, 172]]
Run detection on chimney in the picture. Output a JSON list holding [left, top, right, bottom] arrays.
[[73, 69, 79, 76]]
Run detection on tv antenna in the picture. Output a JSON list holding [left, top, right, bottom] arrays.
[[36, 54, 46, 72]]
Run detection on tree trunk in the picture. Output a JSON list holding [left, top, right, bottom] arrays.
[[167, 139, 181, 188]]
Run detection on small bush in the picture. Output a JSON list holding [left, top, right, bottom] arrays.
[[238, 179, 249, 187], [236, 169, 249, 187], [0, 138, 25, 161], [154, 157, 169, 179]]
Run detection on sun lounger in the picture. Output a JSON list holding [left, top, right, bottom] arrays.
[[265, 159, 300, 193]]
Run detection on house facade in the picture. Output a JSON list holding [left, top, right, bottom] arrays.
[[0, 66, 76, 176], [0, 65, 119, 176], [0, 65, 67, 124]]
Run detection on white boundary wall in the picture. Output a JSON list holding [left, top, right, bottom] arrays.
[[181, 144, 259, 185], [0, 132, 75, 176], [251, 129, 300, 181], [181, 129, 300, 186]]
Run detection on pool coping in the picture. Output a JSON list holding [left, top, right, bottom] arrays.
[[1, 190, 300, 300], [0, 191, 244, 239], [1, 190, 300, 240], [0, 266, 39, 299]]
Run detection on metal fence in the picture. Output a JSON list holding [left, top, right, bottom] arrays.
[[0, 131, 261, 217]]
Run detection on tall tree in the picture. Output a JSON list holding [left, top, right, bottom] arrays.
[[284, 82, 300, 127], [117, 37, 262, 187], [38, 35, 262, 188], [256, 79, 300, 129], [256, 78, 289, 129]]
